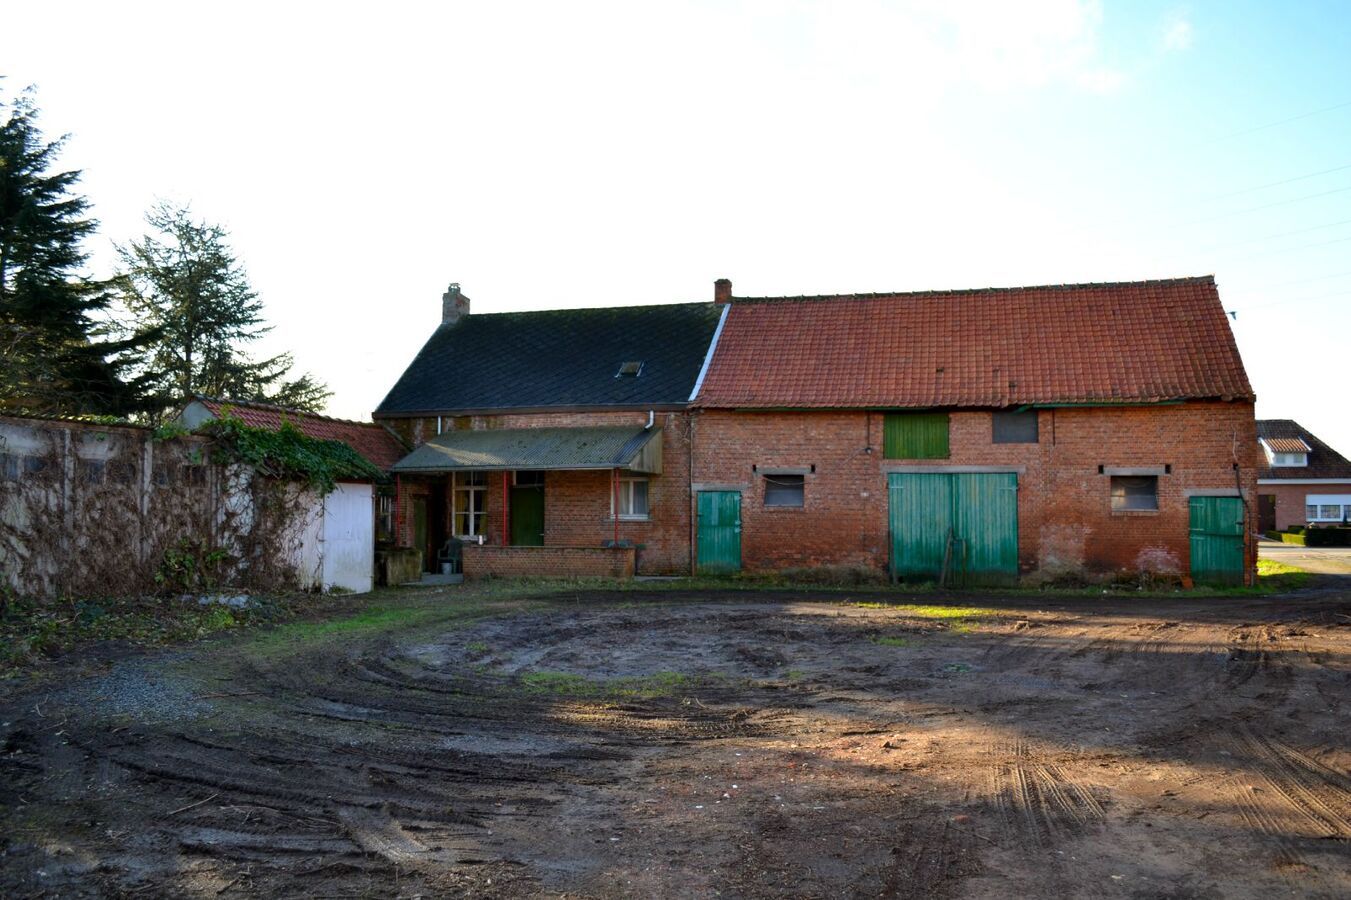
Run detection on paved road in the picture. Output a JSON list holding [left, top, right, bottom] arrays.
[[1259, 538, 1351, 575]]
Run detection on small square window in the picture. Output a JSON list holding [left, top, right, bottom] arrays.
[[764, 473, 804, 508], [992, 410, 1038, 444], [615, 361, 644, 378], [1111, 475, 1157, 511]]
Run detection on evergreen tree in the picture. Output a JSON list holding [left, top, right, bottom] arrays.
[[114, 202, 330, 414], [0, 85, 151, 416]]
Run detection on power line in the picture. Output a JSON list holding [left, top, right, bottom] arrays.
[[1228, 287, 1351, 314], [1252, 233, 1351, 258], [1252, 269, 1351, 291], [1192, 98, 1351, 147], [1200, 217, 1351, 252], [1189, 183, 1351, 224], [1185, 162, 1351, 206]]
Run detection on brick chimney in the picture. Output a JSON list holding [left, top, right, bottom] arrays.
[[714, 278, 732, 304], [442, 283, 470, 325]]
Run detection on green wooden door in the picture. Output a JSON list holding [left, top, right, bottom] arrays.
[[889, 472, 1018, 585], [1190, 496, 1245, 585], [510, 486, 544, 546], [697, 491, 741, 573]]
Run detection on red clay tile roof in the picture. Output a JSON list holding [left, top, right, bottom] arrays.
[[1257, 420, 1351, 480], [198, 398, 407, 470], [1260, 437, 1311, 454], [693, 276, 1254, 409]]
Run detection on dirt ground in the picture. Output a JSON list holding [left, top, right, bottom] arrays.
[[2, 584, 1350, 898]]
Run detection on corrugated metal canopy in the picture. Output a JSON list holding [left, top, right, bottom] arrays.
[[391, 426, 662, 474]]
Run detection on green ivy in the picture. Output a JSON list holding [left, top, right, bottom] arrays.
[[200, 414, 384, 494]]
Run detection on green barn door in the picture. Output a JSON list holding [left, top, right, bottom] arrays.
[[1190, 496, 1245, 585], [697, 491, 741, 573], [889, 472, 1018, 585], [510, 485, 544, 546]]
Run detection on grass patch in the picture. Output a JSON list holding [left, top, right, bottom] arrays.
[[0, 593, 284, 678], [853, 602, 994, 616], [518, 669, 724, 700], [872, 635, 913, 647], [1256, 559, 1311, 592]]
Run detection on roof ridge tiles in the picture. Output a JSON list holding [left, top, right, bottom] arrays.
[[733, 275, 1216, 304]]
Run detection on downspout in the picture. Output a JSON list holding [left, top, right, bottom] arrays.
[[645, 409, 654, 430]]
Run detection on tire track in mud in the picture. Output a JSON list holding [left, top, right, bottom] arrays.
[[986, 741, 1106, 848], [1231, 729, 1351, 841]]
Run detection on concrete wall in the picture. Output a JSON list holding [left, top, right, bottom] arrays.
[[0, 416, 373, 597], [690, 402, 1259, 581]]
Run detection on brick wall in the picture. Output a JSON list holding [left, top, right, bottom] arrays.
[[1260, 481, 1351, 531], [462, 545, 635, 579], [383, 410, 693, 575], [690, 402, 1258, 580]]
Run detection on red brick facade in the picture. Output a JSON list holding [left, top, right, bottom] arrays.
[[689, 402, 1259, 579], [382, 410, 693, 575], [462, 545, 635, 579]]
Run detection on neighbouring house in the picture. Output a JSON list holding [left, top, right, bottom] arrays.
[[1255, 420, 1351, 532], [690, 276, 1258, 585], [179, 397, 408, 593], [373, 284, 723, 578]]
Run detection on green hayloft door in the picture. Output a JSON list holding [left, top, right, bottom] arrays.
[[889, 472, 1018, 585], [1189, 496, 1245, 585], [697, 491, 741, 573]]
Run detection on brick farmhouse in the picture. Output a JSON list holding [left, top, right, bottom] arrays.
[[375, 276, 1258, 585], [1255, 420, 1351, 532]]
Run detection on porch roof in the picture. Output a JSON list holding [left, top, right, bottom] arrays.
[[390, 426, 662, 474]]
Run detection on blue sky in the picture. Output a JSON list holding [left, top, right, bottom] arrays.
[[2, 1, 1348, 452]]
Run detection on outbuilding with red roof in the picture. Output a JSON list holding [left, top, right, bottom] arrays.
[[689, 276, 1257, 585]]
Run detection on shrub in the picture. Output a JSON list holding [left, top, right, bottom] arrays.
[[1304, 527, 1351, 547]]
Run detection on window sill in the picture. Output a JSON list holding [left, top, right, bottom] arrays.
[[1110, 509, 1159, 516], [763, 505, 806, 512], [608, 516, 651, 523]]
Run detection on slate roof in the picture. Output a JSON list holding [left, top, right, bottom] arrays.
[[1256, 420, 1351, 480], [196, 398, 408, 471], [693, 276, 1254, 409], [390, 426, 660, 473], [376, 303, 724, 415]]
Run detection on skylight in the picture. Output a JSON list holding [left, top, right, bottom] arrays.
[[616, 361, 644, 378]]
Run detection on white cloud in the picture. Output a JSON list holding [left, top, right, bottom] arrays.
[[1161, 13, 1195, 52]]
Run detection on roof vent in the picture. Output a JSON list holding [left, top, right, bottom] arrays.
[[616, 361, 644, 378]]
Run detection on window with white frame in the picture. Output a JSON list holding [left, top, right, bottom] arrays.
[[612, 475, 650, 519], [1272, 452, 1308, 467], [453, 471, 487, 536], [1306, 495, 1351, 522]]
